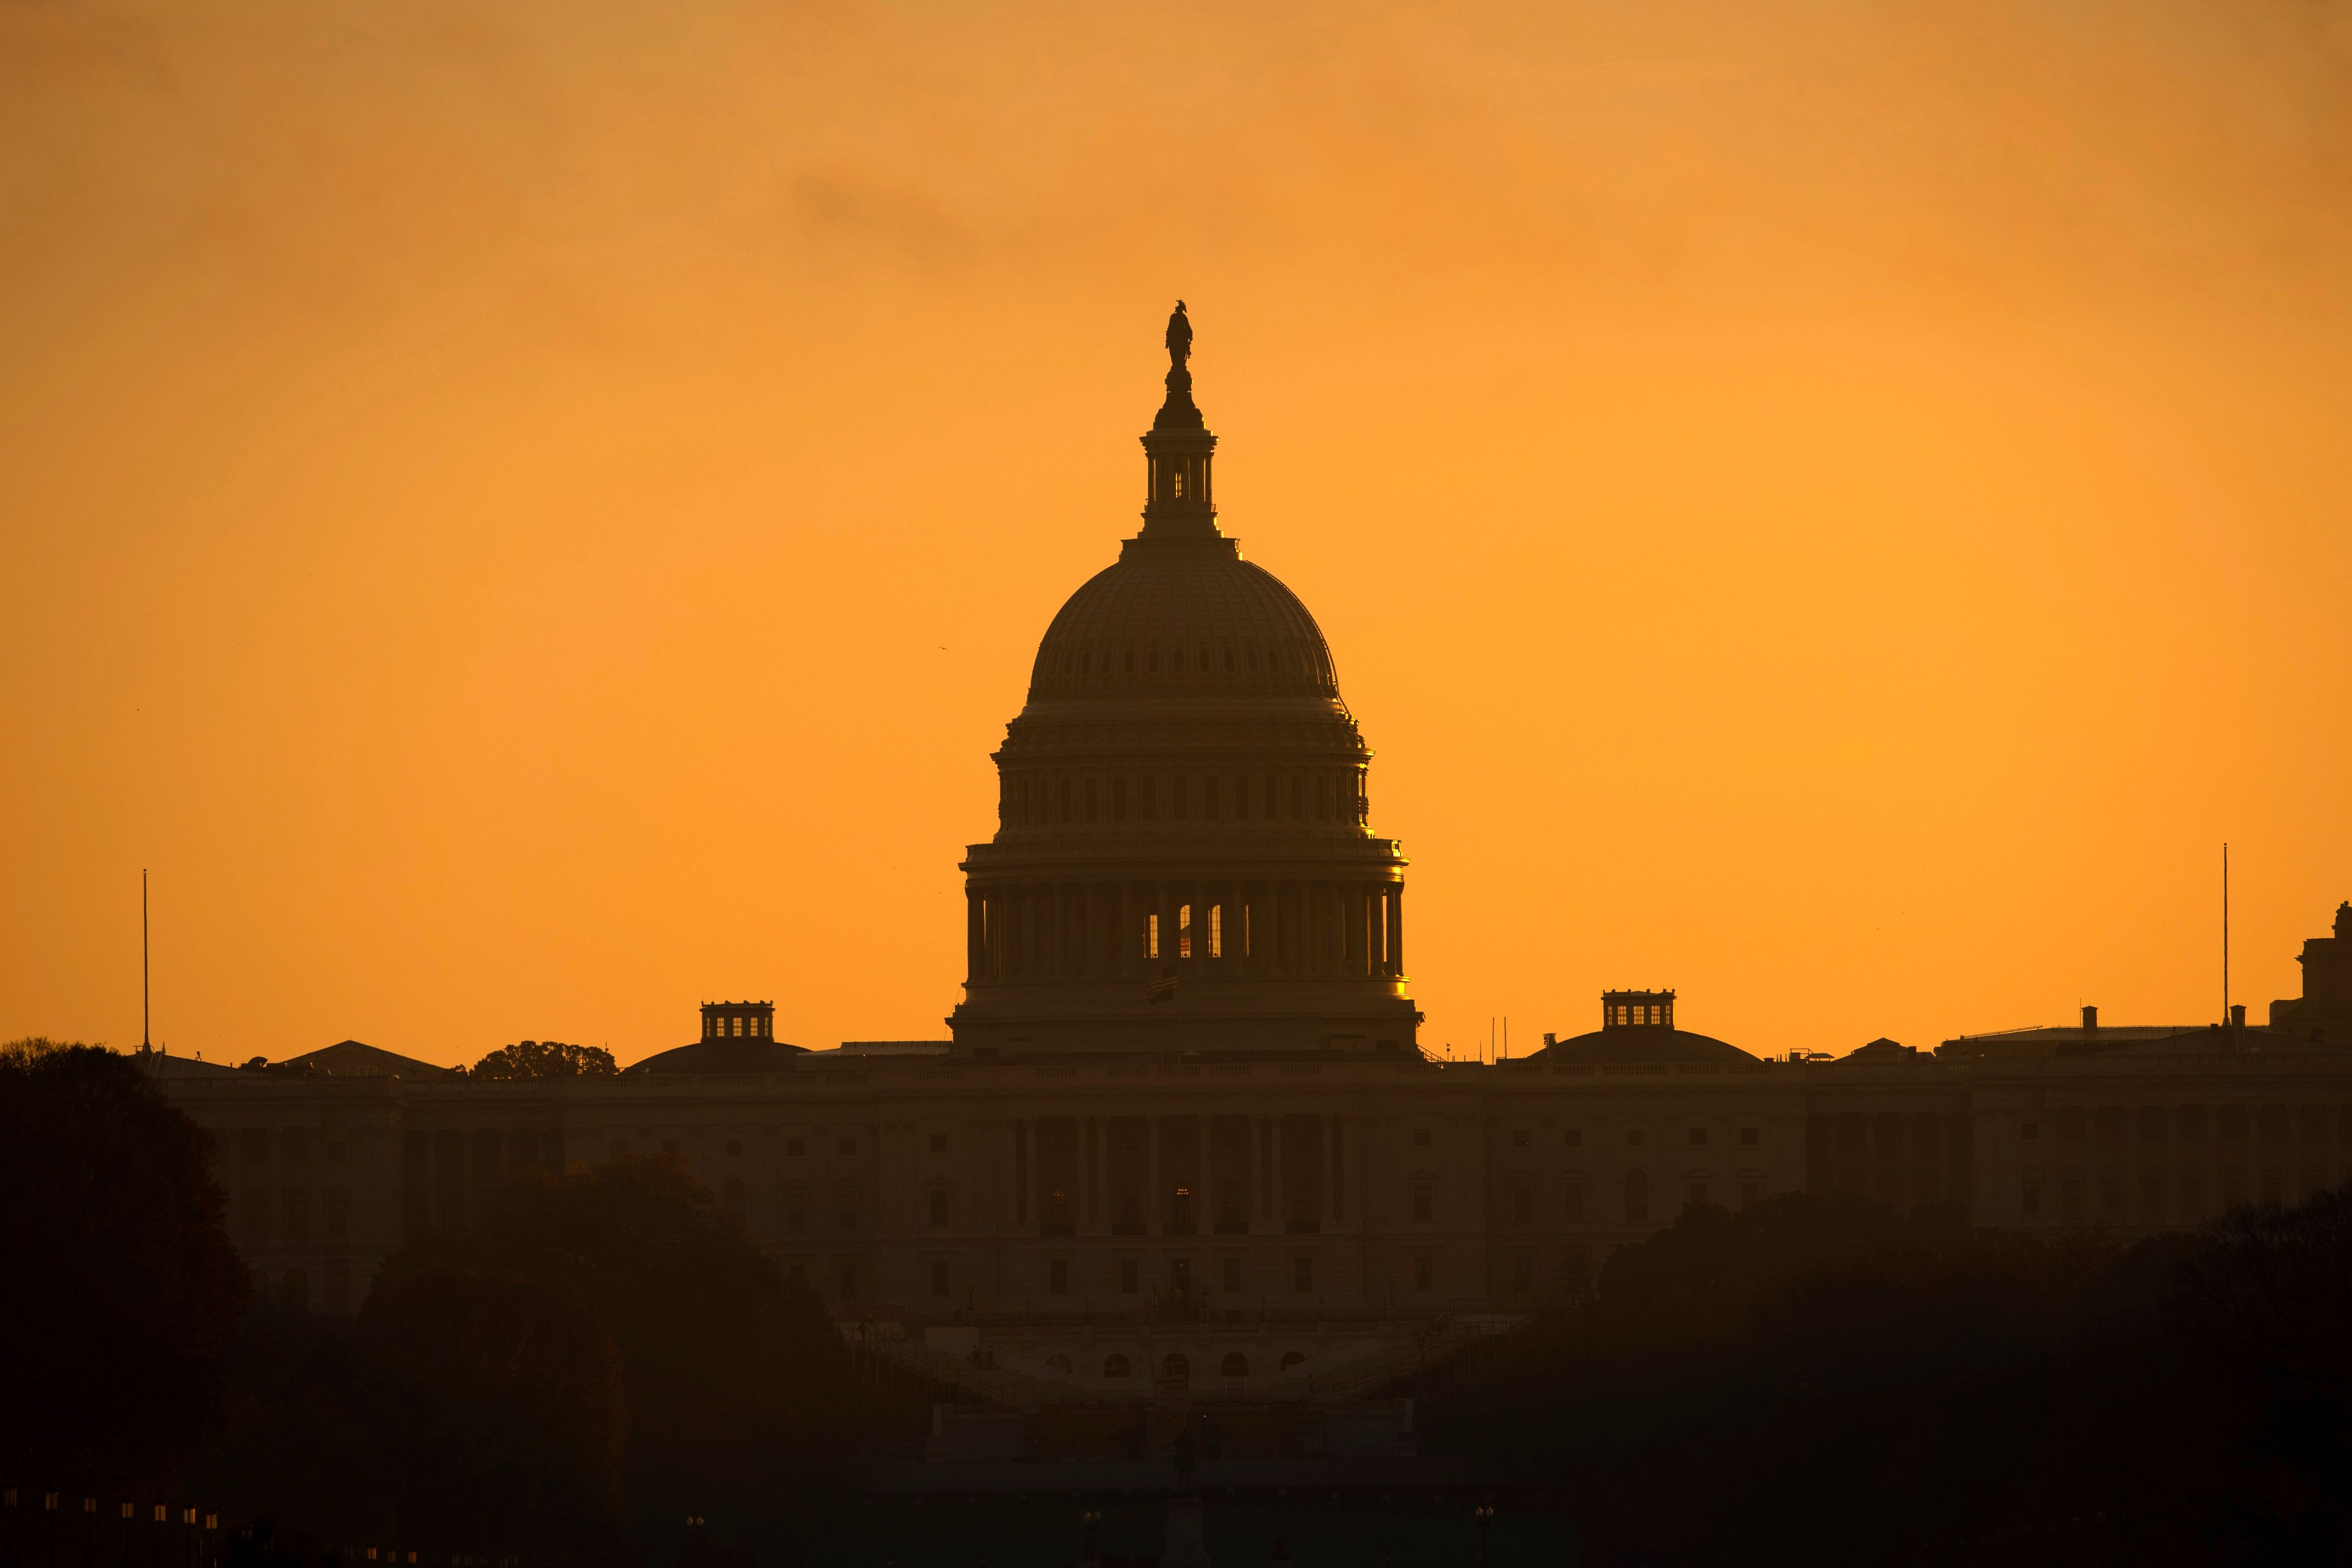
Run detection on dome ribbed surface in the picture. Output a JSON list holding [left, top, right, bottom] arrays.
[[1026, 538, 1340, 703]]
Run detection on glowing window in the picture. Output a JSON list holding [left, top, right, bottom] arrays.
[[1178, 903, 1193, 960], [1147, 914, 1160, 959], [1208, 904, 1223, 958]]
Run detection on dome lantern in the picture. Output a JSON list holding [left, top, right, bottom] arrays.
[[1139, 300, 1219, 539]]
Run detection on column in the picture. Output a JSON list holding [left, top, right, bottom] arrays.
[[966, 889, 984, 981], [1270, 1116, 1286, 1224], [1249, 1112, 1264, 1226], [1390, 886, 1405, 976], [1148, 1117, 1162, 1234]]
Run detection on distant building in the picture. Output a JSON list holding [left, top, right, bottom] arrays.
[[146, 314, 2352, 1405]]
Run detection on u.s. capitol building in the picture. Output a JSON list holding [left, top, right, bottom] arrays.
[[151, 311, 2352, 1408]]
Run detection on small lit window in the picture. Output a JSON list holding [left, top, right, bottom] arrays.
[[1120, 1259, 1140, 1294]]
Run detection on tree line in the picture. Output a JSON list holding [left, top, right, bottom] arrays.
[[1407, 1185, 2352, 1565], [0, 1040, 859, 1567]]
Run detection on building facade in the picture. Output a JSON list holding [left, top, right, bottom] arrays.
[[148, 315, 2352, 1403]]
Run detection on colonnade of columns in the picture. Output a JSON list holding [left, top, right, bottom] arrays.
[[967, 879, 1404, 986], [1008, 1110, 1354, 1237]]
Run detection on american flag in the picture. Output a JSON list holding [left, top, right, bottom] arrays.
[[1146, 967, 1179, 1004]]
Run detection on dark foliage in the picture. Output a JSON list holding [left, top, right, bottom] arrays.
[[1413, 1190, 2352, 1567], [385, 1154, 856, 1545], [0, 1041, 249, 1486], [467, 1040, 619, 1079]]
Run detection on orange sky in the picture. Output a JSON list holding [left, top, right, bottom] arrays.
[[5, 1, 2350, 1066]]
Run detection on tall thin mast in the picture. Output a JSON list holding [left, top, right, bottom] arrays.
[[141, 867, 151, 1053], [2222, 843, 2230, 1027]]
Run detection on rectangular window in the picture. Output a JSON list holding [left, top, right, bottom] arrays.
[[1512, 1254, 1533, 1292], [325, 1188, 349, 1239], [1511, 1129, 1530, 1148], [1222, 1256, 1242, 1292], [1120, 1259, 1140, 1294], [1689, 1128, 1709, 1147], [1564, 1129, 1582, 1148], [1740, 1127, 1759, 1145], [785, 1194, 807, 1232], [929, 1189, 949, 1227], [838, 1137, 857, 1156], [786, 1137, 805, 1156], [1687, 1182, 1708, 1209], [1412, 1188, 1433, 1223], [1413, 1127, 1432, 1147], [1049, 1259, 1068, 1295], [1414, 1256, 1433, 1292], [838, 1264, 857, 1302], [1562, 1182, 1585, 1223], [837, 1200, 857, 1231], [1513, 1185, 1533, 1223], [1208, 904, 1223, 959], [1148, 913, 1160, 959], [1739, 1181, 1761, 1208], [931, 1261, 951, 1297], [929, 1132, 948, 1153], [1178, 903, 1192, 960], [1294, 1256, 1314, 1293]]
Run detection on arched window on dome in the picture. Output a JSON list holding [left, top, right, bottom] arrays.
[[1177, 903, 1192, 960]]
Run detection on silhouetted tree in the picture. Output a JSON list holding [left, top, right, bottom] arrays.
[[385, 1154, 854, 1544], [0, 1040, 248, 1486], [467, 1039, 618, 1079], [364, 1263, 627, 1553], [1406, 1191, 2352, 1567]]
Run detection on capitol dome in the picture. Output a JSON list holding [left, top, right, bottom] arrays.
[[949, 306, 1416, 1057], [1025, 540, 1340, 705]]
